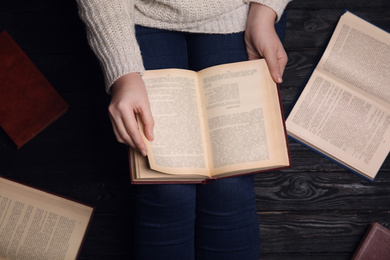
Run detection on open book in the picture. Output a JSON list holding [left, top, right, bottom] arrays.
[[0, 176, 93, 260], [130, 59, 291, 184], [286, 11, 390, 181]]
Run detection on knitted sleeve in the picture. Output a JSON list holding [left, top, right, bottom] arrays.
[[76, 0, 144, 92], [247, 0, 292, 21]]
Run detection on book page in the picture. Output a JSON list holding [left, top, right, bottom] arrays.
[[130, 149, 207, 183], [141, 69, 210, 176], [286, 11, 390, 180], [317, 11, 390, 107], [287, 72, 390, 179], [198, 59, 289, 175], [0, 177, 93, 260]]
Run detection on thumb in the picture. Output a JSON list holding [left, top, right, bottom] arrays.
[[264, 54, 283, 84], [140, 108, 154, 141]]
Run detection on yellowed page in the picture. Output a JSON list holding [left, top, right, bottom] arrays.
[[141, 69, 209, 176], [317, 11, 390, 107], [0, 177, 93, 260], [286, 11, 390, 179], [130, 149, 207, 182], [286, 73, 390, 179], [198, 59, 289, 175]]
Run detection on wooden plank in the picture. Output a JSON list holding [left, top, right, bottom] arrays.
[[0, 11, 88, 54], [254, 168, 390, 211], [284, 9, 390, 50], [0, 0, 77, 12], [255, 255, 349, 260], [24, 53, 105, 94], [258, 212, 390, 256], [78, 215, 136, 259], [287, 0, 390, 10], [76, 212, 390, 259], [281, 50, 321, 105]]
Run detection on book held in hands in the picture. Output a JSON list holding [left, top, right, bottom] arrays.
[[286, 11, 390, 181], [130, 59, 291, 184]]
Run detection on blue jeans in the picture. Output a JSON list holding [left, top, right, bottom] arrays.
[[134, 26, 260, 260]]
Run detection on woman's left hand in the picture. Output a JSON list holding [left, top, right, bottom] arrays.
[[245, 3, 288, 83]]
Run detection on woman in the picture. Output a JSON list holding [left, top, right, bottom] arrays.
[[77, 1, 291, 259]]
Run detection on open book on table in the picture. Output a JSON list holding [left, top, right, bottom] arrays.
[[0, 176, 94, 260], [286, 11, 390, 181], [130, 59, 291, 184]]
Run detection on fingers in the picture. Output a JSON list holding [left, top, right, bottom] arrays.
[[109, 106, 153, 157], [121, 111, 149, 157], [109, 114, 127, 144], [264, 47, 288, 84], [139, 106, 154, 142], [108, 105, 144, 154], [108, 72, 154, 156], [245, 3, 288, 84], [245, 28, 288, 84], [264, 52, 283, 83]]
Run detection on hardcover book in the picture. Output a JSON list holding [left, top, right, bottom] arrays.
[[285, 11, 390, 181], [0, 176, 94, 260], [0, 30, 68, 148], [130, 59, 291, 184], [351, 222, 390, 260]]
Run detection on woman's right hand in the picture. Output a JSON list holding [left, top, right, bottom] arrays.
[[108, 72, 154, 156]]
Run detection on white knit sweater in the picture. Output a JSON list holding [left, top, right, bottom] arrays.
[[77, 0, 292, 91]]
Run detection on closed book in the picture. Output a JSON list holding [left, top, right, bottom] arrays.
[[0, 30, 68, 148], [351, 222, 390, 260]]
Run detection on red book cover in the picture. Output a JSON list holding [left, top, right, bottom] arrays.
[[351, 222, 390, 260], [0, 30, 68, 148]]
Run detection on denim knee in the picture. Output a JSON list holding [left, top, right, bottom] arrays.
[[196, 175, 257, 213], [195, 175, 260, 260], [134, 184, 197, 259]]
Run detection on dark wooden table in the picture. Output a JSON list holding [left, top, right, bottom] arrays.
[[0, 0, 389, 259]]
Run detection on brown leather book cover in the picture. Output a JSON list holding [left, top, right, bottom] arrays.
[[351, 222, 390, 260], [0, 30, 68, 148]]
